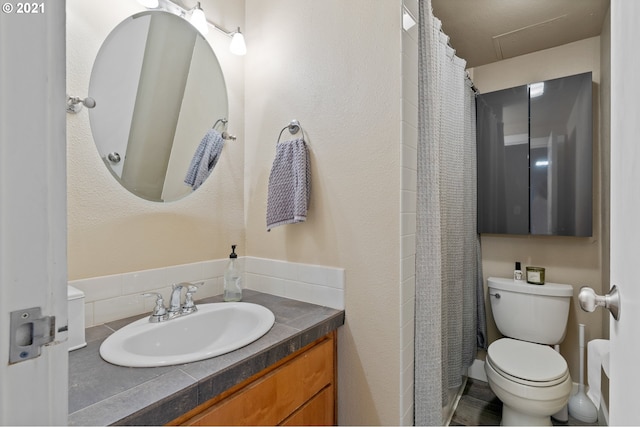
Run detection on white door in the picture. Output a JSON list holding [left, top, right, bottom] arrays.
[[0, 1, 68, 424], [609, 0, 640, 425]]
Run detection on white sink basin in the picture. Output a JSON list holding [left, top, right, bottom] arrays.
[[99, 302, 275, 367]]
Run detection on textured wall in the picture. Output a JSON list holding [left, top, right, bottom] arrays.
[[66, 0, 246, 280], [244, 1, 403, 424], [69, 1, 408, 423], [470, 36, 606, 385]]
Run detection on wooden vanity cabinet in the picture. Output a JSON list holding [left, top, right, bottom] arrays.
[[171, 331, 336, 426]]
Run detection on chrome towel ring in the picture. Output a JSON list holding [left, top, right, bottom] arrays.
[[276, 119, 305, 144]]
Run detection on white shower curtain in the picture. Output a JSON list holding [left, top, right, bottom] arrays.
[[414, 1, 482, 424]]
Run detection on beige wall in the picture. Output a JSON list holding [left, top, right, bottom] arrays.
[[243, 1, 403, 424], [66, 0, 246, 280], [69, 0, 406, 424], [470, 36, 608, 383]]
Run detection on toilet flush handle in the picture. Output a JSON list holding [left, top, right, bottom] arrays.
[[489, 292, 501, 299], [578, 285, 621, 321]]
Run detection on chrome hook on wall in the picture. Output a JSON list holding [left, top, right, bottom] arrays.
[[66, 95, 96, 114]]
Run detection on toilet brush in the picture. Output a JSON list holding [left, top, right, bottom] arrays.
[[568, 323, 598, 423]]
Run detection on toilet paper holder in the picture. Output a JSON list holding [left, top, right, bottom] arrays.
[[578, 285, 620, 321]]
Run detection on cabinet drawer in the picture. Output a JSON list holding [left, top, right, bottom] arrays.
[[280, 385, 334, 426], [185, 335, 334, 426]]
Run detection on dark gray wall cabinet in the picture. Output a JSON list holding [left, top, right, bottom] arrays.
[[477, 72, 593, 236]]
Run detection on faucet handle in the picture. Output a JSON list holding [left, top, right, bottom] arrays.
[[181, 282, 203, 314], [187, 282, 202, 293], [174, 281, 204, 295], [142, 292, 169, 323], [175, 281, 203, 289]]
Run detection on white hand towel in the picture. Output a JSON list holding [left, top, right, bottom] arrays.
[[266, 139, 310, 231], [184, 129, 225, 190], [586, 339, 610, 409]]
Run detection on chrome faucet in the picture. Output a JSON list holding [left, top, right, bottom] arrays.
[[168, 283, 186, 316], [142, 282, 202, 323]]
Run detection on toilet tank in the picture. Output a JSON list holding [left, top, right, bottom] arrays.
[[488, 277, 573, 345]]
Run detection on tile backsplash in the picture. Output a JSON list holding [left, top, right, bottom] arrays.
[[69, 257, 345, 327], [245, 257, 345, 310]]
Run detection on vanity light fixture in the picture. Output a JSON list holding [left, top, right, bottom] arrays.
[[229, 28, 247, 56], [141, 0, 247, 56], [189, 2, 209, 35], [137, 0, 159, 8]]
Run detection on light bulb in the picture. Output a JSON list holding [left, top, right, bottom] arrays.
[[138, 0, 159, 8], [230, 29, 246, 56], [190, 3, 209, 35]]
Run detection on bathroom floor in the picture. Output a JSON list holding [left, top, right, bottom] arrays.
[[450, 378, 600, 426]]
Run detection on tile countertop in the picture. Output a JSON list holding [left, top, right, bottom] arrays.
[[68, 290, 345, 426]]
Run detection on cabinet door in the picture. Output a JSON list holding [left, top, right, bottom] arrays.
[[529, 72, 592, 236], [477, 85, 529, 234], [477, 72, 593, 236], [183, 336, 334, 426]]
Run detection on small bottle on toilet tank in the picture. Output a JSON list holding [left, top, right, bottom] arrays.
[[514, 262, 524, 282]]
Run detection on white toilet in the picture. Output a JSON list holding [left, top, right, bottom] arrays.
[[485, 277, 573, 426]]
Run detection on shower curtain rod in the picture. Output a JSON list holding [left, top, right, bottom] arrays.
[[466, 73, 479, 94]]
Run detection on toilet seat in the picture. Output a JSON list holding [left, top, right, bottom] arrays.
[[487, 338, 569, 387], [485, 339, 573, 425]]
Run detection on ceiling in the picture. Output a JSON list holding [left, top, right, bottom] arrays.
[[431, 0, 610, 68]]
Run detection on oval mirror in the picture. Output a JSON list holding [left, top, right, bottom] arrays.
[[88, 10, 229, 202]]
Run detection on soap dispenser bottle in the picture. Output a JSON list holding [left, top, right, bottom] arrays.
[[224, 245, 242, 302], [514, 261, 524, 282]]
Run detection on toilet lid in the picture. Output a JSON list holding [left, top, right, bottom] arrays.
[[487, 338, 568, 383]]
